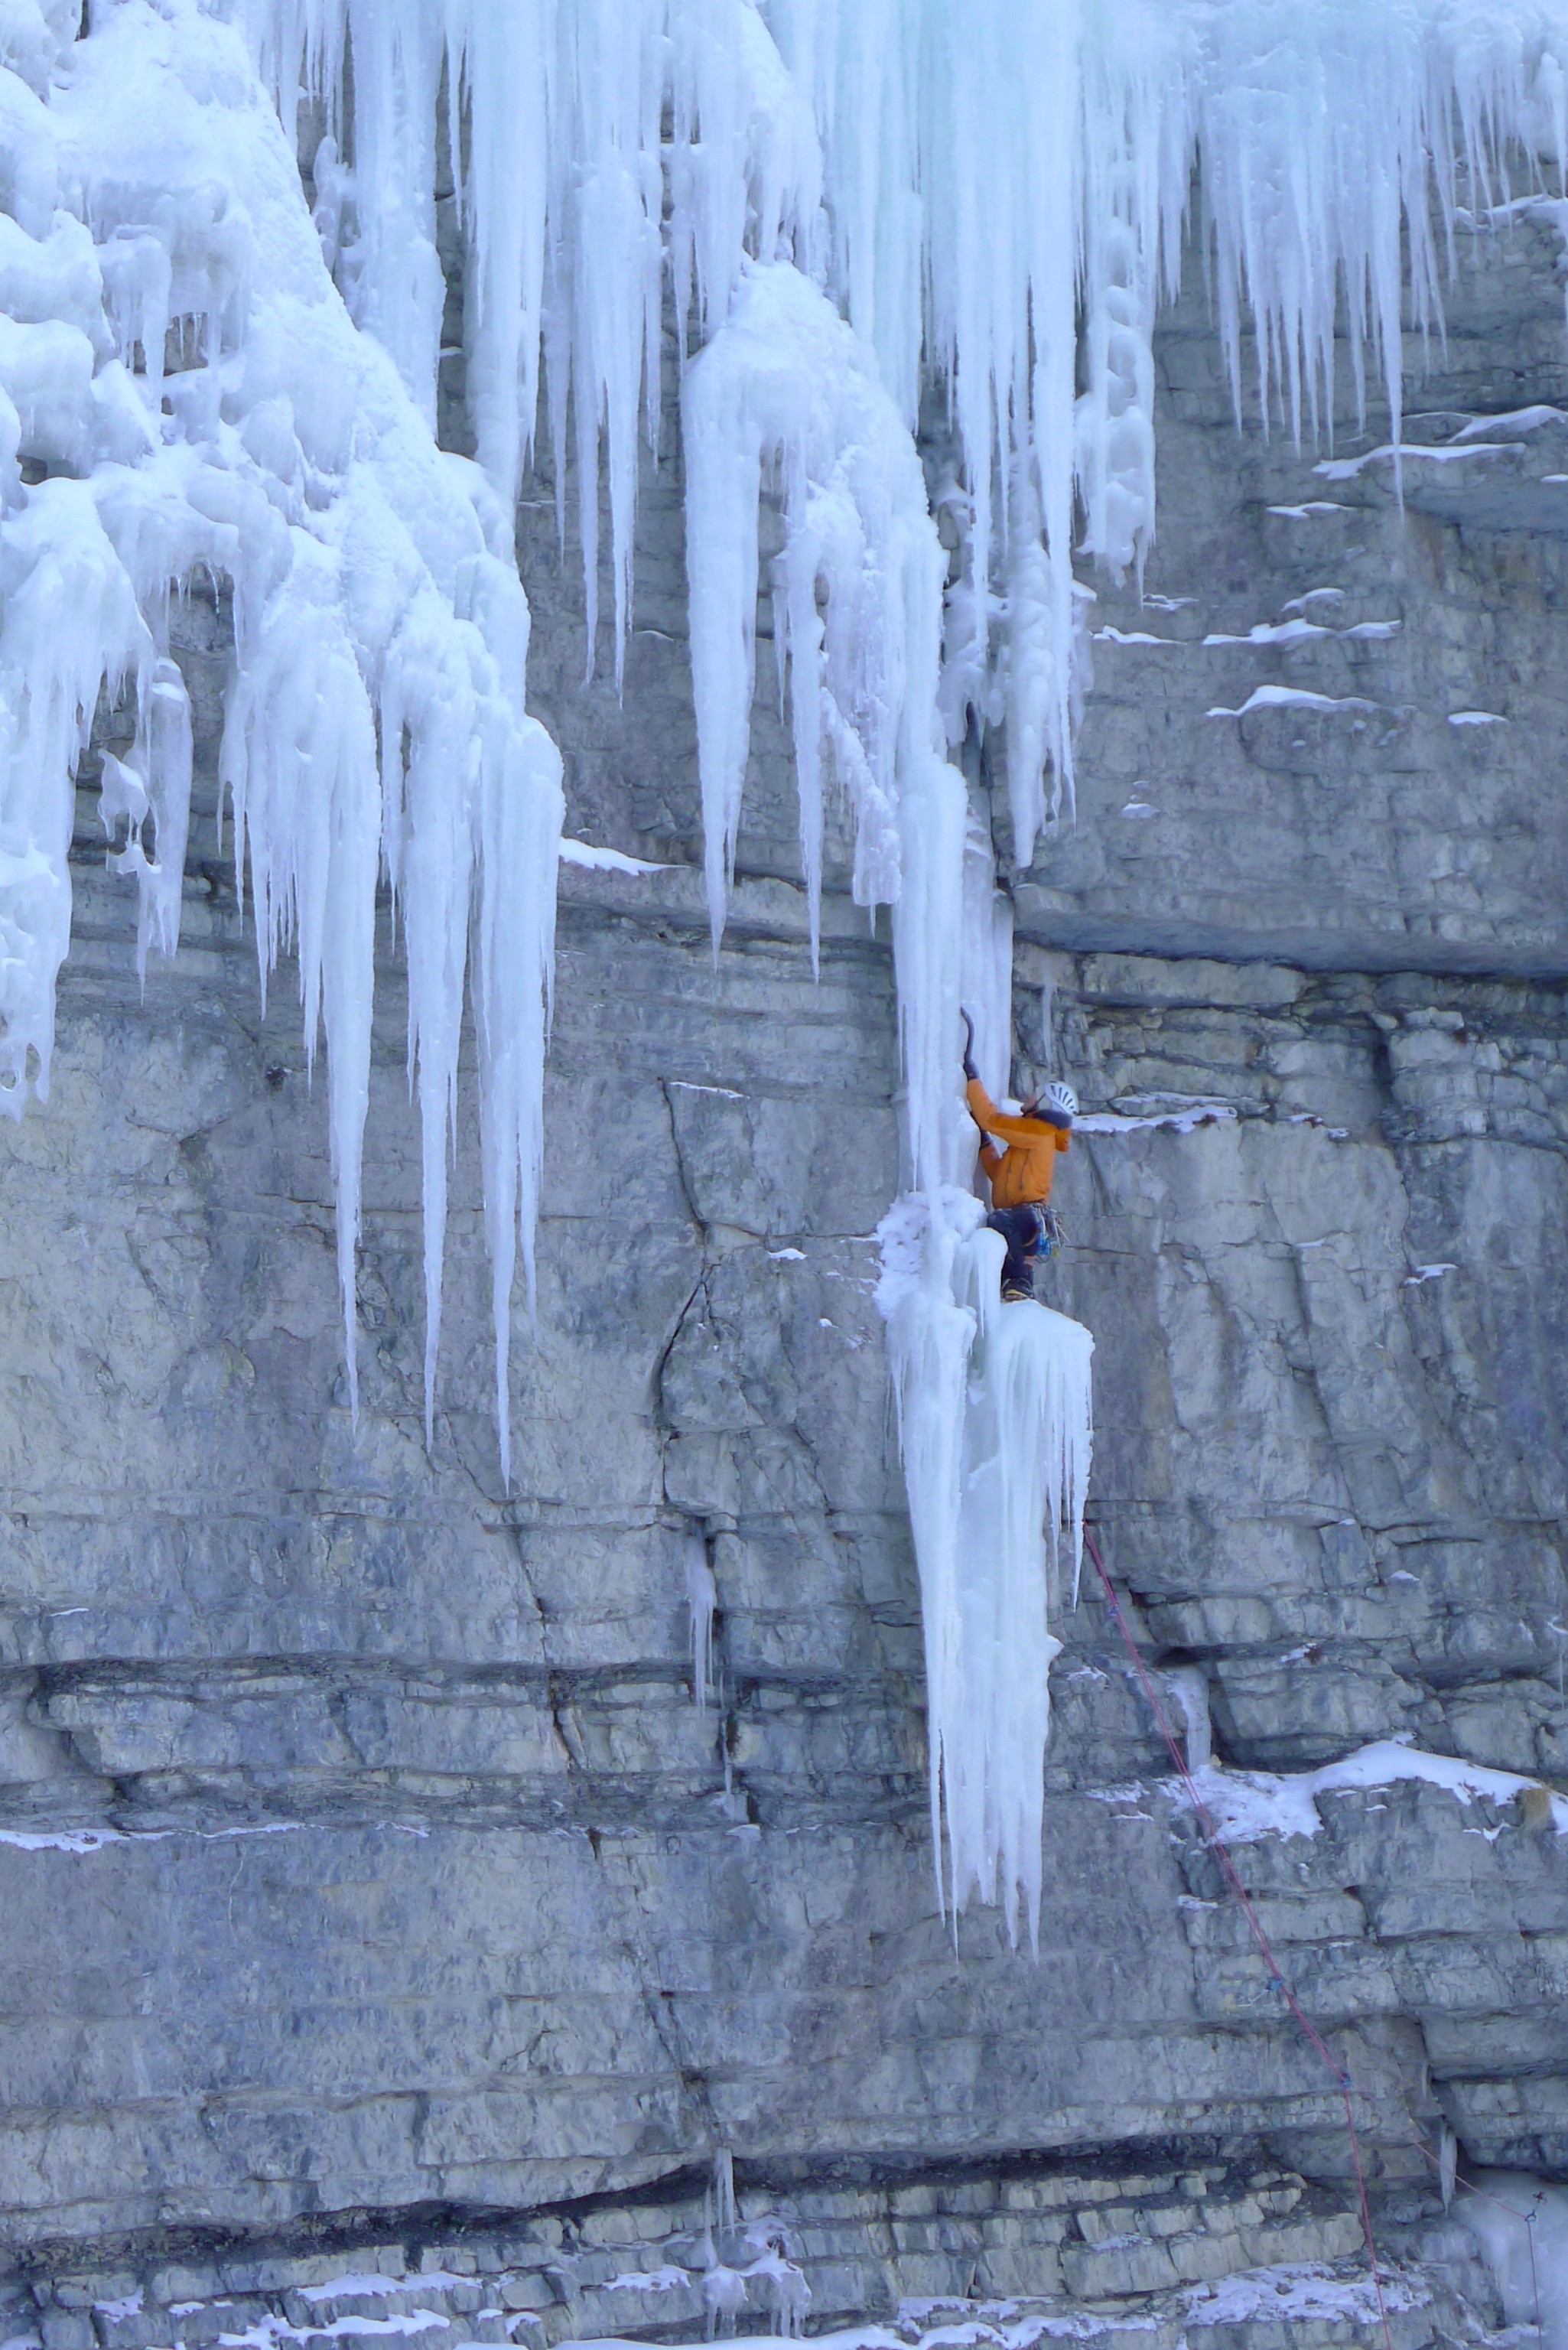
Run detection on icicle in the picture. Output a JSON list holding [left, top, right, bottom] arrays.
[[685, 1534, 718, 1710], [1164, 1666, 1212, 1772], [683, 259, 955, 1178], [958, 806, 1012, 1106], [103, 656, 194, 983], [1038, 971, 1057, 1070], [714, 2147, 737, 2237], [336, 0, 446, 428], [0, 478, 145, 1112]]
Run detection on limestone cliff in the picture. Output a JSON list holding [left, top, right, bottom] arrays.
[[0, 187, 1565, 2350]]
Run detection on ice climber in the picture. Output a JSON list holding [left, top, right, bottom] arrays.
[[961, 1010, 1076, 1304]]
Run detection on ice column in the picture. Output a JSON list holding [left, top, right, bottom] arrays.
[[879, 1196, 1094, 1946]]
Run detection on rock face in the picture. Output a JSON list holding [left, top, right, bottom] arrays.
[[0, 200, 1565, 2350]]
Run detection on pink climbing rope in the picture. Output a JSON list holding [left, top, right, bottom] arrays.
[[1079, 1520, 1395, 2350], [1082, 1522, 1554, 2350]]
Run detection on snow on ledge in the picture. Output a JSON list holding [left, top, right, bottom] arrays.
[[1450, 405, 1568, 439], [1177, 1740, 1568, 1844], [558, 838, 672, 875], [1202, 617, 1400, 646], [1076, 1102, 1236, 1134], [1207, 685, 1378, 718], [0, 1826, 125, 1854], [552, 2264, 1430, 2350], [0, 1818, 305, 1855], [1187, 2264, 1428, 2329], [1314, 441, 1520, 479], [1448, 710, 1507, 727], [299, 2281, 469, 2307]]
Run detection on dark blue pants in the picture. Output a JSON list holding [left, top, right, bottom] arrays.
[[986, 1206, 1042, 1297]]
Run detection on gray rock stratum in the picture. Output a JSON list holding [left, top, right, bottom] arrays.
[[1, 197, 1566, 2350]]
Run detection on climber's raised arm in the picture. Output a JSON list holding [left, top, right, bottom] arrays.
[[960, 1004, 1077, 1248], [967, 1072, 1075, 1147]]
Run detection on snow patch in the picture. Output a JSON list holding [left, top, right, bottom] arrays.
[[1450, 406, 1568, 438], [1076, 1103, 1235, 1134], [299, 2283, 467, 2308], [1282, 588, 1346, 612], [0, 1825, 125, 1853], [1179, 1740, 1568, 1844], [1187, 2264, 1427, 2328], [1203, 615, 1399, 646], [1315, 441, 1518, 478], [558, 838, 669, 874], [1207, 685, 1378, 718], [1204, 618, 1332, 648]]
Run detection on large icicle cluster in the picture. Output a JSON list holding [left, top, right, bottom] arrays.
[[246, 0, 1568, 874], [0, 0, 561, 1464]]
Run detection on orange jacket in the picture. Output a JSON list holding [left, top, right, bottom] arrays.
[[966, 1076, 1070, 1209]]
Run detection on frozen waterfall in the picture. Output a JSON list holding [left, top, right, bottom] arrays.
[[4, 0, 1568, 1915]]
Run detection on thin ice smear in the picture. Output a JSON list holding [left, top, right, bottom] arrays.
[[1459, 2172, 1568, 2350]]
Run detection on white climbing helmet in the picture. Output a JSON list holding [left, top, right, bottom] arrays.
[[1043, 1080, 1078, 1121]]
